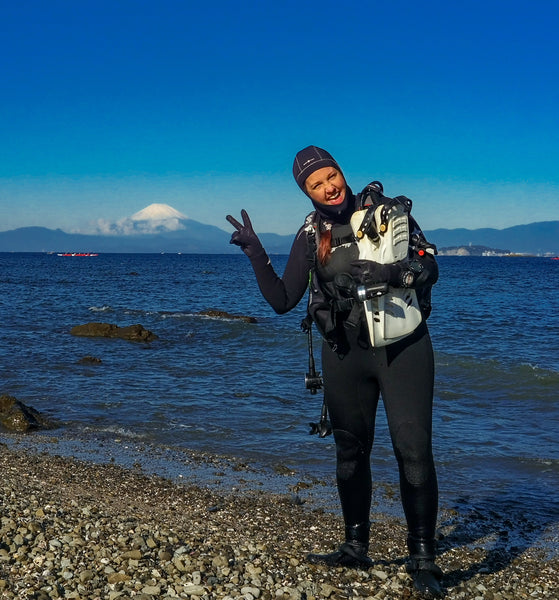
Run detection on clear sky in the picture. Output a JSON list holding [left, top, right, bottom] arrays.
[[1, 0, 558, 236]]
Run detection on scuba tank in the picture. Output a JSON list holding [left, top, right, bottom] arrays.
[[350, 184, 423, 347]]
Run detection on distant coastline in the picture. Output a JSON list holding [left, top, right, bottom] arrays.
[[0, 218, 558, 256], [437, 244, 543, 257]]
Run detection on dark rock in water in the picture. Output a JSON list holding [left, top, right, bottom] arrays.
[[78, 355, 103, 364], [198, 309, 257, 324], [70, 323, 158, 342], [0, 395, 52, 432]]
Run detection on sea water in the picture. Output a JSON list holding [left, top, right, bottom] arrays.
[[0, 253, 558, 553]]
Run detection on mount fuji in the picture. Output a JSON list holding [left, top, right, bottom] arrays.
[[0, 204, 294, 254], [95, 203, 190, 235], [131, 203, 187, 221], [129, 203, 188, 232]]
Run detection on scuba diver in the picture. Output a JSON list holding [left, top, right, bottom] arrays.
[[226, 146, 443, 598]]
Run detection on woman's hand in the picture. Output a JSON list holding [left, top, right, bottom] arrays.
[[226, 210, 264, 258], [350, 259, 396, 285], [351, 259, 424, 289]]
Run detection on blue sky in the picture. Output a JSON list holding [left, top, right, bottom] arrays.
[[1, 0, 558, 236]]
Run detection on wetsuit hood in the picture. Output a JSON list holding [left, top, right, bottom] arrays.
[[292, 145, 356, 224]]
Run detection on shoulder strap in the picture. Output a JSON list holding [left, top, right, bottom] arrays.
[[355, 182, 384, 241], [303, 211, 318, 265], [356, 181, 415, 240]]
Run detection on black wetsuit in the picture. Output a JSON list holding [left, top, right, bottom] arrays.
[[245, 200, 439, 548]]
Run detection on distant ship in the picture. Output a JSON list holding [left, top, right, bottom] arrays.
[[56, 252, 99, 257]]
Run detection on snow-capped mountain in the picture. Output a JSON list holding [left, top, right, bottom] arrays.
[[0, 201, 293, 253], [97, 203, 189, 235], [130, 203, 187, 223], [129, 203, 188, 234]]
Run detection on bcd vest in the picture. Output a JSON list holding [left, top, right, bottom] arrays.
[[305, 185, 427, 353]]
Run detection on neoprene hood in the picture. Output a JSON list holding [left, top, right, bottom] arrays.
[[293, 145, 354, 223], [293, 146, 342, 192]]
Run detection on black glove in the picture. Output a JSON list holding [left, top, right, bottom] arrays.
[[350, 259, 399, 286], [226, 209, 264, 258], [351, 259, 421, 289]]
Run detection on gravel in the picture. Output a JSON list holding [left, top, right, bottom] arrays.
[[1, 443, 557, 599]]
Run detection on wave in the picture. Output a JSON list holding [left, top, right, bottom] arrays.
[[436, 350, 559, 380], [88, 305, 114, 313], [119, 308, 257, 323], [81, 424, 147, 440]]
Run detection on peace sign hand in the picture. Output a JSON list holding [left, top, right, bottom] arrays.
[[225, 209, 263, 258]]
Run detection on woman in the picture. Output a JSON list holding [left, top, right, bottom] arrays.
[[226, 146, 443, 598]]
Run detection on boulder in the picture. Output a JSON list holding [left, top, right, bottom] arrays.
[[198, 309, 257, 323], [70, 323, 158, 342], [0, 395, 52, 432], [77, 355, 103, 364]]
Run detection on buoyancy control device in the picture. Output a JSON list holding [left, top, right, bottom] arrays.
[[350, 183, 423, 347]]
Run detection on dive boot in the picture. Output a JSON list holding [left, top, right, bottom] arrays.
[[406, 536, 444, 598], [307, 522, 373, 569]]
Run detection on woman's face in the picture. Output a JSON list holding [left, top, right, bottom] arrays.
[[304, 167, 346, 206]]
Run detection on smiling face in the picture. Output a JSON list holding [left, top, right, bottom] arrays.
[[304, 167, 347, 206]]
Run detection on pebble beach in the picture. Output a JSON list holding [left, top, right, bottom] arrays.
[[1, 443, 557, 600]]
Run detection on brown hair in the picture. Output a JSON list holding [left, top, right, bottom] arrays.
[[317, 229, 332, 265]]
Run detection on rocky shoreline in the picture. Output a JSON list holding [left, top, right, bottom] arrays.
[[1, 443, 557, 599]]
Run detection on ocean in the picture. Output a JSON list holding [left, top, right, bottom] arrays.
[[1, 252, 558, 554]]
